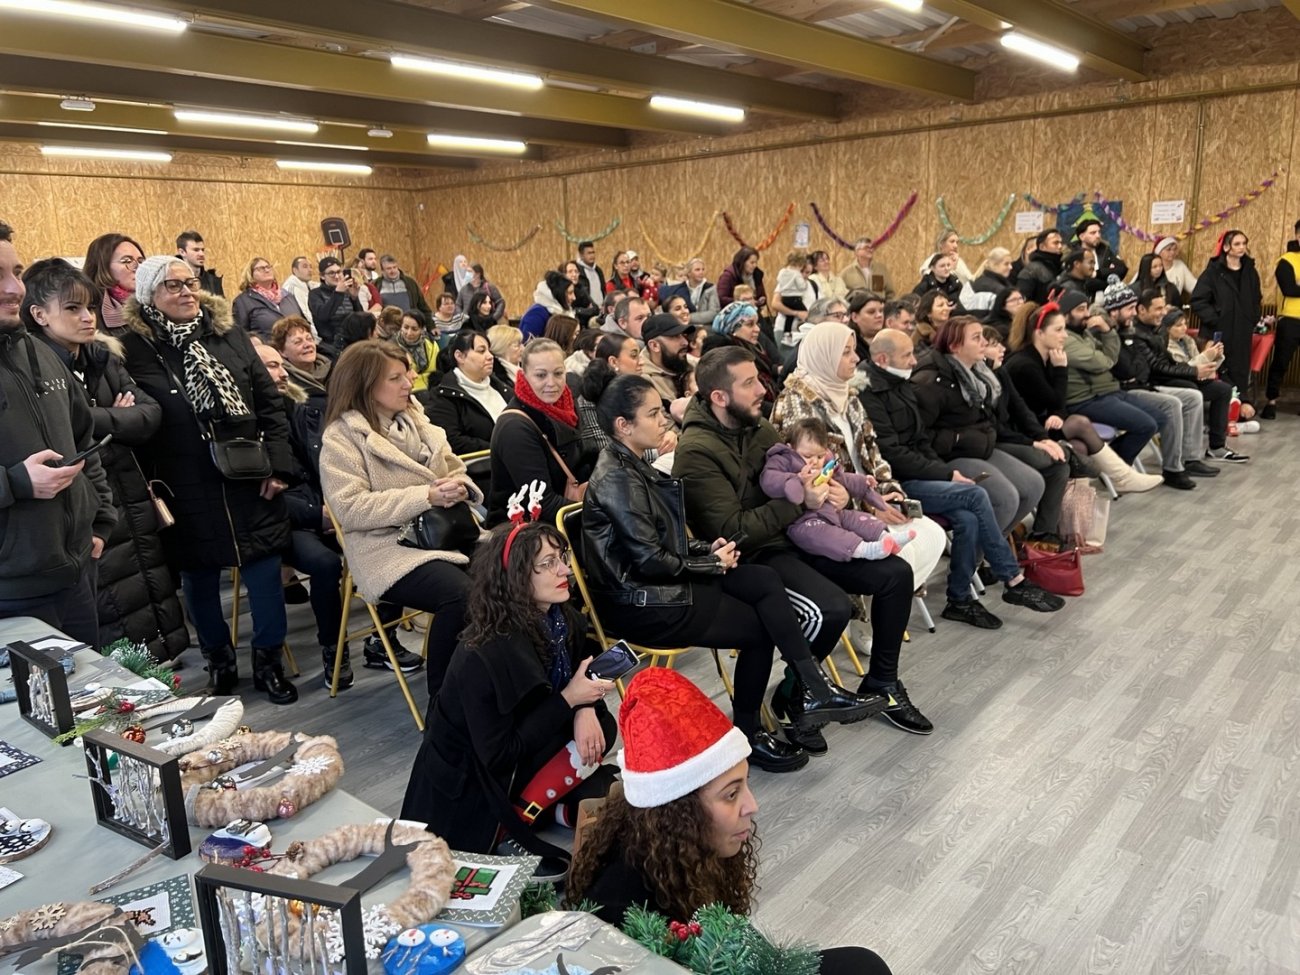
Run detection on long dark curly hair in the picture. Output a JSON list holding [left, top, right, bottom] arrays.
[[565, 790, 759, 921], [460, 521, 577, 657]]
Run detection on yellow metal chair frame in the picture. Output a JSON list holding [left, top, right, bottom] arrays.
[[325, 506, 431, 731], [228, 568, 300, 676]]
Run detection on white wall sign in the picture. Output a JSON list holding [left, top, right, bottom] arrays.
[[1014, 211, 1045, 234], [793, 222, 810, 248], [1150, 200, 1186, 225]]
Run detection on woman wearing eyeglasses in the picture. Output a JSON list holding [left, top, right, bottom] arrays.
[[84, 233, 146, 334], [120, 256, 300, 705], [231, 257, 304, 340]]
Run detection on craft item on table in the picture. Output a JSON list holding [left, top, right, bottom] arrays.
[[0, 901, 142, 975], [0, 810, 53, 863], [101, 640, 178, 689], [139, 697, 245, 756], [199, 820, 274, 865], [381, 925, 466, 975], [436, 853, 537, 928], [554, 217, 621, 245], [82, 729, 191, 859], [178, 730, 343, 827], [0, 865, 21, 890], [59, 876, 198, 975], [70, 686, 114, 713], [460, 911, 648, 974], [154, 928, 205, 975], [721, 202, 795, 251], [7, 640, 76, 742], [619, 902, 820, 975], [467, 224, 542, 252], [0, 740, 41, 778]]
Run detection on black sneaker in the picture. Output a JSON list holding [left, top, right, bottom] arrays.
[[1002, 580, 1065, 612], [941, 599, 1003, 629], [1162, 470, 1196, 490], [1183, 459, 1219, 477], [1260, 402, 1277, 420], [1206, 447, 1250, 463], [870, 680, 933, 735], [363, 635, 423, 672], [322, 645, 354, 689]]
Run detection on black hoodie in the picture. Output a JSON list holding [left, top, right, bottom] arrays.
[[1016, 249, 1064, 304], [0, 326, 116, 600]]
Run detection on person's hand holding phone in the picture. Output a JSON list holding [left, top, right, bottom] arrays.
[[573, 708, 604, 767], [563, 657, 613, 707], [23, 451, 84, 498]]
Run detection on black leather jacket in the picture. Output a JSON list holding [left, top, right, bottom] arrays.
[[582, 441, 721, 608]]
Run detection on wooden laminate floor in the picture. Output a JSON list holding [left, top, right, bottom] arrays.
[[229, 413, 1300, 974]]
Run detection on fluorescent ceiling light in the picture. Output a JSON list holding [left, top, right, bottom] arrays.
[[59, 97, 96, 112], [426, 133, 526, 154], [649, 95, 745, 123], [999, 31, 1080, 72], [0, 0, 186, 31], [276, 159, 372, 175], [174, 109, 318, 134], [389, 54, 543, 91], [38, 121, 167, 135], [41, 145, 171, 162], [879, 0, 923, 11], [275, 140, 369, 152], [367, 126, 393, 138]]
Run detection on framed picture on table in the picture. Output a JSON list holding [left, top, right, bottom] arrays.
[[7, 640, 75, 743], [82, 729, 191, 859]]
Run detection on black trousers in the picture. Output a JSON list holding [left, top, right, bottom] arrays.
[[382, 560, 471, 697], [598, 564, 816, 720], [820, 946, 893, 974], [1198, 378, 1232, 449], [761, 548, 911, 686], [1266, 316, 1300, 400]]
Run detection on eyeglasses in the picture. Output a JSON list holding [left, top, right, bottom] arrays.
[[159, 278, 202, 295], [252, 263, 273, 273], [533, 551, 572, 574], [827, 310, 849, 320], [115, 256, 141, 269]]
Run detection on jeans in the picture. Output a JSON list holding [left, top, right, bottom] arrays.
[[901, 479, 1021, 602], [1266, 316, 1300, 400], [1071, 391, 1159, 464], [950, 449, 1044, 533], [1130, 387, 1200, 471], [0, 568, 99, 648], [183, 554, 285, 651]]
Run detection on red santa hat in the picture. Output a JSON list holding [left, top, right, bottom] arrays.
[[617, 668, 751, 808]]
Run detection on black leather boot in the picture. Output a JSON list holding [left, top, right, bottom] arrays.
[[746, 730, 809, 773], [770, 683, 828, 755], [202, 644, 239, 696], [788, 657, 887, 731], [252, 646, 298, 705]]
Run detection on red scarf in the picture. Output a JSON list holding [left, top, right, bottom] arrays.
[[253, 282, 283, 305], [513, 370, 577, 429], [108, 284, 131, 303]]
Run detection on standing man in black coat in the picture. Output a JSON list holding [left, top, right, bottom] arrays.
[[0, 222, 117, 646]]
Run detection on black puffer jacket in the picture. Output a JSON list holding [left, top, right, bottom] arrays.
[[859, 362, 951, 482], [911, 354, 998, 461], [119, 294, 296, 572], [282, 380, 328, 532], [1016, 250, 1063, 305], [912, 271, 965, 312], [583, 441, 721, 609], [421, 369, 511, 455], [1130, 322, 1199, 389], [36, 333, 189, 660]]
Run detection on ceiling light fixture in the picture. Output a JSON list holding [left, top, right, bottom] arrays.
[[41, 145, 172, 162], [999, 31, 1080, 72], [390, 54, 543, 91], [59, 97, 96, 112], [174, 109, 318, 134], [0, 0, 186, 32], [276, 159, 373, 175], [648, 95, 745, 123], [879, 0, 924, 12], [275, 140, 369, 152], [426, 133, 526, 154], [37, 121, 167, 135], [367, 126, 394, 139]]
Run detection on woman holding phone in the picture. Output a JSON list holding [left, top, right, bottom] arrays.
[[581, 371, 881, 775]]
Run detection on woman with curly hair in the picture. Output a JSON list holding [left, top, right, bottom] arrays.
[[567, 667, 893, 975], [400, 521, 618, 862]]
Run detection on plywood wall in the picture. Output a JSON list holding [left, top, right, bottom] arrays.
[[0, 145, 423, 284]]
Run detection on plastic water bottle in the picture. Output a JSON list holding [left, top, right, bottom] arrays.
[[1227, 386, 1241, 437]]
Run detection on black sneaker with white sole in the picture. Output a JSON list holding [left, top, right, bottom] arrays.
[[864, 680, 933, 735], [1206, 447, 1249, 463], [941, 598, 1003, 629], [362, 635, 424, 672]]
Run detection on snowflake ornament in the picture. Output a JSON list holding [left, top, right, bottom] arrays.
[[286, 756, 334, 777], [30, 903, 66, 931]]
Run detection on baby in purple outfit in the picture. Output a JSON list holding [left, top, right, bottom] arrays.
[[761, 418, 915, 563]]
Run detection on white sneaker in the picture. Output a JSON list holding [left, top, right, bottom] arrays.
[[1237, 420, 1261, 434]]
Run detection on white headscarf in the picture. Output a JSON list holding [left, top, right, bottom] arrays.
[[453, 255, 473, 293], [789, 321, 854, 416]]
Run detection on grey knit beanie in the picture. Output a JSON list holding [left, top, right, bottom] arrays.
[[135, 255, 189, 305]]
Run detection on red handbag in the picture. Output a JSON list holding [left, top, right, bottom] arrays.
[[1019, 545, 1084, 597]]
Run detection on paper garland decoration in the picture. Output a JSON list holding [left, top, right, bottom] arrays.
[[1022, 191, 1087, 215], [721, 202, 796, 252], [1093, 172, 1281, 243], [554, 217, 621, 245], [466, 224, 541, 252], [808, 193, 918, 251], [639, 211, 721, 267], [937, 193, 1018, 245]]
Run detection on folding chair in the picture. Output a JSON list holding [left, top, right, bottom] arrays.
[[228, 567, 300, 676], [324, 506, 432, 731]]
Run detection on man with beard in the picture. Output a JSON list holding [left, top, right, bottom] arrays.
[[1015, 228, 1063, 305], [0, 220, 116, 645], [639, 313, 692, 413], [674, 346, 932, 737], [1074, 217, 1128, 288]]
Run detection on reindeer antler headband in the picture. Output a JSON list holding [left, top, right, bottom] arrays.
[[502, 479, 547, 567]]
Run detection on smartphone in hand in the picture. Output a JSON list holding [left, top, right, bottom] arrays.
[[47, 434, 113, 468], [587, 640, 641, 682]]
